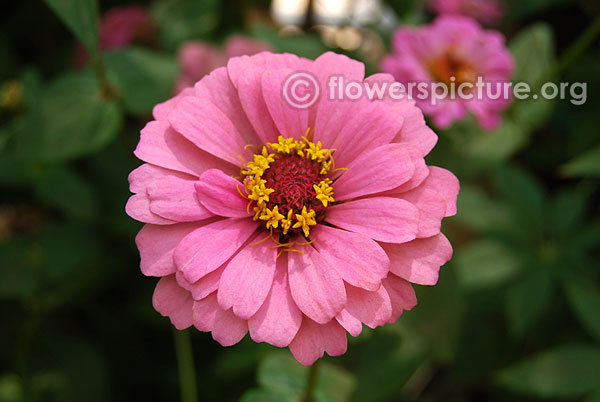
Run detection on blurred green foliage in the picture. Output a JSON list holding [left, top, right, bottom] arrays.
[[1, 0, 599, 401]]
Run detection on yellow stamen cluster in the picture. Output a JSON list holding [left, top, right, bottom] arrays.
[[242, 134, 335, 238], [314, 179, 334, 207]]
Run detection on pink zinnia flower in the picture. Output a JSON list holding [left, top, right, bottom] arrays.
[[428, 0, 504, 25], [381, 16, 514, 131], [75, 5, 155, 67], [175, 36, 273, 93], [126, 51, 459, 365]]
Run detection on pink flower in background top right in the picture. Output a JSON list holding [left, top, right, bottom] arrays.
[[428, 0, 504, 25], [381, 16, 514, 131]]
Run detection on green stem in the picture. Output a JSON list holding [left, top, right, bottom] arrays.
[[553, 15, 600, 79], [173, 329, 198, 402], [91, 53, 117, 100], [302, 360, 320, 402]]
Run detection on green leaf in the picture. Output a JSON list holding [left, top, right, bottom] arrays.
[[454, 240, 522, 290], [454, 185, 512, 233], [104, 47, 178, 116], [509, 23, 556, 133], [43, 0, 99, 56], [492, 165, 545, 243], [496, 344, 600, 398], [352, 331, 427, 402], [560, 144, 600, 177], [257, 352, 355, 402], [239, 389, 297, 402], [464, 120, 527, 168], [564, 276, 600, 341], [505, 270, 553, 338], [15, 72, 122, 162], [510, 23, 555, 86], [251, 26, 329, 60], [0, 374, 22, 402], [33, 166, 99, 222], [151, 0, 220, 51], [36, 223, 100, 284], [258, 352, 305, 394], [0, 238, 40, 300], [550, 188, 587, 234]]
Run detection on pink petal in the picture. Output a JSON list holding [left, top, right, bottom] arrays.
[[325, 197, 419, 243], [152, 275, 193, 330], [382, 275, 417, 323], [335, 308, 363, 337], [313, 96, 363, 150], [194, 169, 250, 218], [364, 73, 438, 157], [174, 218, 259, 283], [176, 264, 224, 300], [381, 233, 452, 285], [235, 67, 280, 144], [136, 222, 201, 277], [217, 234, 277, 319], [227, 52, 307, 89], [423, 167, 459, 217], [329, 101, 403, 169], [289, 318, 348, 366], [192, 292, 219, 331], [147, 175, 213, 222], [333, 143, 415, 200], [399, 187, 447, 238], [288, 247, 347, 324], [311, 52, 365, 129], [194, 67, 261, 147], [393, 102, 438, 157], [128, 163, 193, 194], [126, 194, 176, 225], [262, 68, 309, 139], [192, 293, 248, 346], [127, 164, 195, 225], [344, 285, 392, 328], [311, 225, 389, 291], [135, 121, 236, 177], [167, 95, 253, 166], [387, 145, 430, 194], [212, 308, 248, 346], [152, 87, 195, 121], [248, 257, 302, 347]]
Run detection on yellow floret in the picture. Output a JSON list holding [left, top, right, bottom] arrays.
[[314, 180, 335, 207], [293, 206, 317, 237], [260, 206, 285, 229]]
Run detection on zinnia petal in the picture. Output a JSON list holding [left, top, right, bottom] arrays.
[[248, 257, 302, 347], [174, 218, 259, 282], [288, 246, 347, 324], [326, 197, 419, 243]]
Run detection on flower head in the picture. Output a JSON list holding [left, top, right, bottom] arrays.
[[428, 0, 504, 25], [175, 35, 273, 93], [381, 16, 514, 131], [127, 51, 459, 365], [75, 6, 155, 67]]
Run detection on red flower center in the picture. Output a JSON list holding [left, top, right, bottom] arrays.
[[262, 153, 328, 227]]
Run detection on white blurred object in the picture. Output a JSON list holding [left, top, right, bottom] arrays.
[[271, 0, 388, 28], [271, 0, 310, 26]]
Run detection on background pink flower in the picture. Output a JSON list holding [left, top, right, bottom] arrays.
[[381, 16, 514, 131], [428, 0, 504, 25], [75, 5, 155, 67], [127, 51, 458, 366], [174, 35, 273, 93]]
